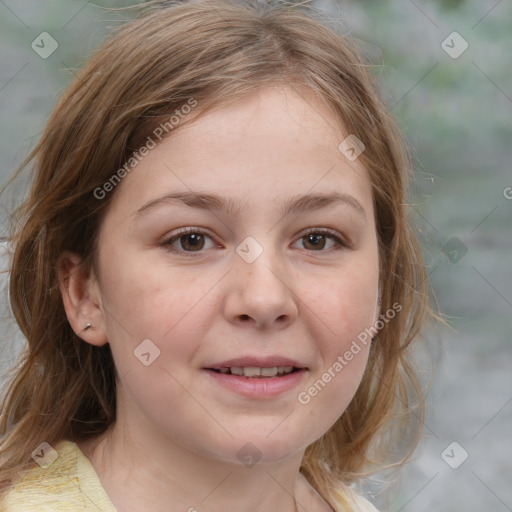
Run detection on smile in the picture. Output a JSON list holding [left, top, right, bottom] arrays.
[[204, 367, 308, 398], [212, 366, 297, 377]]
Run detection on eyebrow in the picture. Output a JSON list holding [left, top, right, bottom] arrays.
[[133, 190, 366, 220]]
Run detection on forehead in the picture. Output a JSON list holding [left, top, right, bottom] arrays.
[[105, 85, 374, 221], [172, 85, 358, 159]]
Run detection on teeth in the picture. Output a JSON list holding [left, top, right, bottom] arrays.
[[243, 366, 262, 377], [261, 367, 278, 377], [216, 366, 296, 377]]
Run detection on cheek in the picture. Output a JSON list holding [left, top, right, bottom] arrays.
[[100, 249, 213, 333], [97, 251, 222, 383], [294, 259, 377, 422], [295, 318, 373, 443], [303, 260, 379, 353], [98, 260, 224, 447]]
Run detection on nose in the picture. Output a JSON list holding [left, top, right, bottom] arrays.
[[223, 242, 298, 330]]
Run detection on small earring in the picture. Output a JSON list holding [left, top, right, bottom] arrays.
[[82, 322, 92, 332]]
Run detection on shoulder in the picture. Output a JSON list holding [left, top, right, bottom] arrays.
[[1, 439, 117, 511], [332, 483, 380, 512]]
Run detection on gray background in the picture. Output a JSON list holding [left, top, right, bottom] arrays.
[[1, 1, 511, 511]]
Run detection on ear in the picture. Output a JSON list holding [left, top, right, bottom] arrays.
[[57, 251, 108, 346]]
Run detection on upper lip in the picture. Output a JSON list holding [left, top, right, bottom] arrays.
[[206, 356, 307, 369]]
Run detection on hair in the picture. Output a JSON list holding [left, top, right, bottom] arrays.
[[0, 0, 436, 508]]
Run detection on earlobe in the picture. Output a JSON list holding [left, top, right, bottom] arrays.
[[57, 251, 108, 346]]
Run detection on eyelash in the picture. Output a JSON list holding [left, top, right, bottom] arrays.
[[161, 226, 349, 257]]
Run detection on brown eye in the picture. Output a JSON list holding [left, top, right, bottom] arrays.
[[162, 228, 216, 254], [302, 233, 328, 250], [177, 233, 205, 251], [296, 229, 347, 252]]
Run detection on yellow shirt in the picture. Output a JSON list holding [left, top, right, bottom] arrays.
[[1, 440, 116, 511], [1, 440, 379, 511]]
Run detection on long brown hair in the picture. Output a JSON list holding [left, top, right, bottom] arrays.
[[0, 0, 434, 507]]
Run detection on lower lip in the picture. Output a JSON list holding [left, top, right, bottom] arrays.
[[204, 369, 307, 398]]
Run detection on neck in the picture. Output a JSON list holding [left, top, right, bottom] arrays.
[[77, 421, 320, 512]]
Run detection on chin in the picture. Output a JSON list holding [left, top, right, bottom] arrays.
[[241, 433, 313, 465], [191, 432, 307, 467]]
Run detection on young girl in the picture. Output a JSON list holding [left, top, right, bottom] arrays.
[[0, 0, 433, 510]]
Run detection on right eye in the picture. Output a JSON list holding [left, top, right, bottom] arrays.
[[161, 227, 218, 255]]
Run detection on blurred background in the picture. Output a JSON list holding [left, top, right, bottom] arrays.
[[0, 1, 511, 510]]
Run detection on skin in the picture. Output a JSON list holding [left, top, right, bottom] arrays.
[[58, 84, 380, 512]]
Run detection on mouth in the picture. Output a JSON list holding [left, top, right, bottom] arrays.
[[207, 366, 302, 378], [203, 357, 308, 397]]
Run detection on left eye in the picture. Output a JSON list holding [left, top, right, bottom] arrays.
[[294, 229, 346, 251], [161, 227, 346, 255]]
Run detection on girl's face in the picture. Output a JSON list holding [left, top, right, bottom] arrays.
[[86, 85, 379, 464]]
